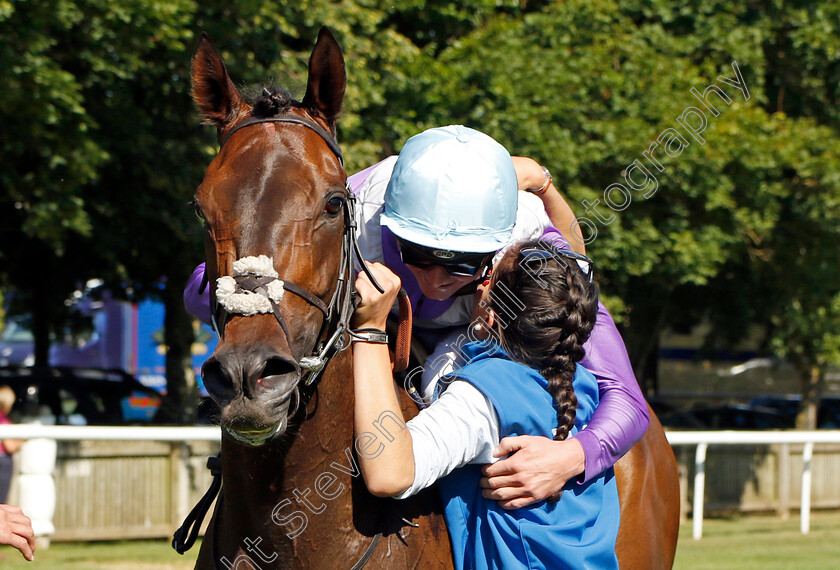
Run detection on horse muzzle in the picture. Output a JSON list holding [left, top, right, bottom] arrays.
[[201, 347, 301, 445]]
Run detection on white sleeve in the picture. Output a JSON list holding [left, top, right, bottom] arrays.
[[491, 192, 551, 265], [392, 379, 500, 499]]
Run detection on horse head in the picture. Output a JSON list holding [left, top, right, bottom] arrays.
[[191, 28, 350, 446]]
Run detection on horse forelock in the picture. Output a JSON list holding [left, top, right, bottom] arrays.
[[250, 86, 296, 118]]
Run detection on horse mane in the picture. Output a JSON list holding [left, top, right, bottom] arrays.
[[251, 86, 297, 117]]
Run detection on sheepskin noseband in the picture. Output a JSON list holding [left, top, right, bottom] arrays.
[[216, 255, 286, 316]]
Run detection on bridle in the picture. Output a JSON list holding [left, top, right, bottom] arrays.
[[205, 113, 384, 391], [173, 112, 386, 568]]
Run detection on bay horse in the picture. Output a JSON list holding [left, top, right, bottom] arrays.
[[184, 27, 679, 569]]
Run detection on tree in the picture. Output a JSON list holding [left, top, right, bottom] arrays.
[[385, 0, 840, 423]]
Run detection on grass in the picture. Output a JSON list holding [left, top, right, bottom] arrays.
[[1, 513, 838, 568], [674, 510, 840, 569], [0, 538, 200, 570]]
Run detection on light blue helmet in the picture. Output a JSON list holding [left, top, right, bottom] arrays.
[[380, 125, 518, 253]]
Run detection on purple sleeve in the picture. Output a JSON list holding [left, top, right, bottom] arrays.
[[540, 227, 650, 482], [347, 161, 382, 195], [184, 263, 212, 325]]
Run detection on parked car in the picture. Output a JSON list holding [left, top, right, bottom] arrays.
[[649, 397, 706, 429], [0, 366, 162, 425], [687, 404, 789, 430]]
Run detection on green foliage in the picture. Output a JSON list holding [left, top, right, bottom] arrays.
[[0, 0, 838, 421]]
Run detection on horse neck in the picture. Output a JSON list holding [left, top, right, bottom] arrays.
[[216, 350, 359, 559]]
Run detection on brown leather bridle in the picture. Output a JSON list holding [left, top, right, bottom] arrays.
[[204, 113, 385, 389]]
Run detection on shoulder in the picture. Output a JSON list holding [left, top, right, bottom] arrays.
[[352, 157, 397, 267], [448, 348, 554, 437]]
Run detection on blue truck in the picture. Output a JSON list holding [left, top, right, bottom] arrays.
[[0, 283, 217, 421]]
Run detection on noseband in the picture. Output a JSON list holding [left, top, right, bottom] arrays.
[[207, 113, 383, 389]]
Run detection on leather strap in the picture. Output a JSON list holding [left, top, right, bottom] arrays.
[[172, 454, 222, 555], [391, 289, 412, 373], [219, 114, 343, 166], [350, 533, 382, 570]]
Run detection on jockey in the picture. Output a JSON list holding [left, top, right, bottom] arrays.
[[184, 125, 649, 502]]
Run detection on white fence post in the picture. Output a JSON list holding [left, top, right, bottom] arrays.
[[801, 442, 814, 535], [693, 442, 708, 540], [664, 430, 840, 540]]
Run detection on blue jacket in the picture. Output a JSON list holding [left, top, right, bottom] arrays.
[[437, 341, 620, 570]]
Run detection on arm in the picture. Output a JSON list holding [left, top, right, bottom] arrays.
[[0, 504, 35, 561], [542, 226, 650, 476], [573, 300, 650, 480], [512, 156, 585, 255], [1, 439, 22, 454], [352, 265, 501, 498], [352, 263, 415, 497]]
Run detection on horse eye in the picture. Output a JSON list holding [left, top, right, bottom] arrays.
[[193, 202, 205, 223], [324, 196, 344, 217]]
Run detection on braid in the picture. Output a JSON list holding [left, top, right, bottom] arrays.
[[537, 262, 596, 441], [489, 241, 599, 443]]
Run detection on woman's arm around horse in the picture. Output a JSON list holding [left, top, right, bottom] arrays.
[[351, 263, 416, 496]]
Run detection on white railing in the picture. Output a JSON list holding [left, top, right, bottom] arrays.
[[0, 424, 220, 441], [0, 426, 837, 541], [0, 424, 221, 541], [666, 430, 840, 539]]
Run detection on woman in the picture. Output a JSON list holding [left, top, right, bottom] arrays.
[[0, 386, 22, 504], [352, 240, 619, 569]]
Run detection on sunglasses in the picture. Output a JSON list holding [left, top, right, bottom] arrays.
[[396, 237, 494, 278], [519, 245, 594, 283]]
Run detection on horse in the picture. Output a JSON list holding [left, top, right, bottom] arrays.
[[185, 26, 679, 569]]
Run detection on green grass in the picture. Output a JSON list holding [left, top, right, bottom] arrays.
[[0, 538, 200, 569], [1, 514, 838, 569], [675, 511, 840, 569]]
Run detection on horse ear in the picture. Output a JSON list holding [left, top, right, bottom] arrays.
[[191, 32, 246, 128], [302, 27, 346, 132]]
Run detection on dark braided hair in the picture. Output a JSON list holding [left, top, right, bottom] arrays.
[[486, 240, 599, 443]]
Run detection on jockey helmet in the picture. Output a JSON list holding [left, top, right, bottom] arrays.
[[380, 125, 518, 254]]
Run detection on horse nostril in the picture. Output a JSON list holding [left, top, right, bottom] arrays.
[[256, 357, 299, 393], [202, 358, 237, 404]]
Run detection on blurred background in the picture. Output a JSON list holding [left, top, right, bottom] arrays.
[[0, 0, 838, 566]]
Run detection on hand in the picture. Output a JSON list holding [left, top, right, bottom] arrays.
[[479, 435, 585, 509], [352, 262, 402, 330], [0, 504, 35, 561]]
